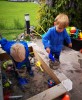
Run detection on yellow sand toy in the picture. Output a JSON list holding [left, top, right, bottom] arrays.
[[36, 61, 44, 72]]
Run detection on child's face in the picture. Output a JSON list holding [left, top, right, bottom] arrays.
[[56, 25, 64, 33]]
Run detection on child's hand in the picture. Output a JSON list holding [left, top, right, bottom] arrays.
[[68, 43, 72, 48], [46, 47, 50, 54]]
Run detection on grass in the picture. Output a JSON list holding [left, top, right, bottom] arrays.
[[0, 29, 24, 40], [0, 1, 40, 40]]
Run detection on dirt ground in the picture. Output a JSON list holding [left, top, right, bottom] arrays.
[[1, 57, 53, 100]]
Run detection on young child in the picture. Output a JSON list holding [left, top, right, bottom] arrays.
[[0, 38, 34, 76], [42, 13, 72, 69]]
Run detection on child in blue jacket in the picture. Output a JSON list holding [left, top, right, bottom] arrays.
[[42, 13, 72, 69], [0, 38, 34, 76]]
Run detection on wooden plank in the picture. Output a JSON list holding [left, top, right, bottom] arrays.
[[0, 53, 10, 61], [32, 43, 69, 84], [0, 48, 10, 61], [54, 70, 68, 82], [0, 48, 5, 54], [33, 48, 60, 84], [27, 83, 67, 100]]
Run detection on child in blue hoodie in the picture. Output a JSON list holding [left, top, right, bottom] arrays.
[[0, 38, 34, 76], [42, 13, 72, 69]]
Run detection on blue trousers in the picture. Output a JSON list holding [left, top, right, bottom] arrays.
[[50, 51, 60, 61]]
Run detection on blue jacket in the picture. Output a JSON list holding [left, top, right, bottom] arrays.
[[42, 26, 71, 52], [0, 38, 29, 69]]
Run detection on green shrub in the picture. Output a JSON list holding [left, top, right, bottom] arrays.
[[36, 0, 82, 34], [36, 4, 55, 34]]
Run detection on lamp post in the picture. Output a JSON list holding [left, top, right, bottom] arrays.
[[25, 14, 30, 34]]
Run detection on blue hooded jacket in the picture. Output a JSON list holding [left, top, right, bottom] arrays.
[[42, 26, 71, 52], [0, 38, 29, 69]]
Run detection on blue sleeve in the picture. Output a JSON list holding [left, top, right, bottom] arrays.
[[42, 28, 51, 49], [0, 38, 8, 47], [64, 29, 71, 44], [0, 38, 12, 54]]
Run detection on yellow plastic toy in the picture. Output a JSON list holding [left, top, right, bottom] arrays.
[[36, 61, 44, 72], [79, 32, 82, 40]]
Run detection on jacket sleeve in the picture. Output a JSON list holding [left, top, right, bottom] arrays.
[[42, 28, 51, 49], [0, 38, 10, 53], [64, 29, 71, 44], [0, 38, 15, 54], [0, 38, 8, 47]]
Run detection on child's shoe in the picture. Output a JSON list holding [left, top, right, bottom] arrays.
[[54, 60, 60, 66], [49, 60, 60, 70], [52, 60, 60, 70], [49, 60, 54, 69]]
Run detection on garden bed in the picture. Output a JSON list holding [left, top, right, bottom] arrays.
[[1, 58, 51, 100], [0, 43, 72, 100]]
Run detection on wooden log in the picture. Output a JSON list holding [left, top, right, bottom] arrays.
[[27, 83, 67, 100]]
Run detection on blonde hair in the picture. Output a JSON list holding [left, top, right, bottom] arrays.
[[10, 43, 25, 62], [55, 13, 69, 28]]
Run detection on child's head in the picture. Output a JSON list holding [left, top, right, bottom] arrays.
[[55, 13, 69, 33], [10, 43, 25, 62]]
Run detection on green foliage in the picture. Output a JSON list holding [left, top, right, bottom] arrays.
[[36, 4, 55, 34], [53, 0, 82, 29], [1, 0, 8, 1], [0, 30, 24, 40], [39, 0, 46, 3], [14, 19, 24, 29], [0, 22, 6, 30], [0, 1, 40, 40], [0, 1, 39, 30], [36, 0, 82, 34]]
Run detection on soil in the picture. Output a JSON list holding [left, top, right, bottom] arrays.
[[1, 57, 52, 100]]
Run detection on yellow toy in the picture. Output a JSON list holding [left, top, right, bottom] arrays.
[[36, 61, 44, 72], [79, 32, 82, 40]]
